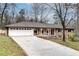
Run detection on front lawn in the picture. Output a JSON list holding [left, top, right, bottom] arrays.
[[39, 36, 79, 51], [0, 35, 26, 56]]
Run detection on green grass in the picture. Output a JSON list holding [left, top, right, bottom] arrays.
[[50, 39, 79, 51], [0, 35, 26, 56], [39, 36, 79, 51]]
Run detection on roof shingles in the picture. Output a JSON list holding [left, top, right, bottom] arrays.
[[5, 22, 74, 29]]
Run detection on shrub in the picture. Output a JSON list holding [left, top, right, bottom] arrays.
[[68, 32, 76, 41]]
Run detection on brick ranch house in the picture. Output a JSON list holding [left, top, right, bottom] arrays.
[[0, 21, 74, 38]]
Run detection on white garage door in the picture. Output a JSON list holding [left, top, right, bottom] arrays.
[[9, 28, 34, 36]]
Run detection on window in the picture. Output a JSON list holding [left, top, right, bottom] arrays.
[[34, 30, 37, 35], [58, 29, 62, 32], [42, 31, 43, 34], [16, 28, 18, 30], [68, 29, 71, 32], [47, 31, 48, 33]]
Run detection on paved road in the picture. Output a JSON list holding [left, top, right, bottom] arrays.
[[11, 36, 79, 56]]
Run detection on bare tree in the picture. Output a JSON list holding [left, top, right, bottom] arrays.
[[3, 10, 12, 25], [48, 3, 74, 42], [10, 3, 16, 23], [16, 9, 26, 23], [0, 3, 8, 26], [0, 3, 16, 27], [65, 3, 79, 36], [31, 3, 40, 22], [31, 3, 52, 23], [74, 4, 79, 36]]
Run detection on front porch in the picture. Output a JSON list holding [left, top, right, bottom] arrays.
[[34, 28, 54, 36], [33, 28, 74, 39], [33, 28, 57, 39]]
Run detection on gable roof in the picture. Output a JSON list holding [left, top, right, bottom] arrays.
[[5, 21, 74, 29]]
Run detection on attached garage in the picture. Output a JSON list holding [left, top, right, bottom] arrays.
[[8, 28, 34, 36]]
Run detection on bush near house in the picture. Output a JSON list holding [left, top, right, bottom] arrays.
[[68, 32, 76, 41]]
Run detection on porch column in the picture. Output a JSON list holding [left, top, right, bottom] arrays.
[[40, 28, 43, 35], [37, 29, 38, 35], [48, 29, 51, 35]]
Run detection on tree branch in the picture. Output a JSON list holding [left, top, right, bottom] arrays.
[[65, 18, 73, 27]]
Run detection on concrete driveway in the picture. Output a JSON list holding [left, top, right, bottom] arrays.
[[11, 36, 79, 56]]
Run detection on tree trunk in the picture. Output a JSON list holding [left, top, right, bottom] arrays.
[[0, 3, 7, 26], [62, 25, 65, 42]]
